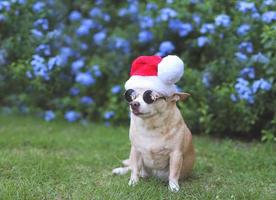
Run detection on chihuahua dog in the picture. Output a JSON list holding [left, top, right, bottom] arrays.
[[112, 88, 195, 192]]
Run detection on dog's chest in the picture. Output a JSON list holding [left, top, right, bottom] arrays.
[[132, 132, 171, 169]]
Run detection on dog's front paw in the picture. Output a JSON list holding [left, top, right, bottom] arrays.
[[168, 181, 180, 192], [112, 167, 130, 175], [128, 177, 139, 186]]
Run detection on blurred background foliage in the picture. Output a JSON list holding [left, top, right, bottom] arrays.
[[0, 0, 275, 141]]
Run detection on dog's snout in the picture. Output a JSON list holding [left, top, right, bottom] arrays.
[[130, 101, 140, 109]]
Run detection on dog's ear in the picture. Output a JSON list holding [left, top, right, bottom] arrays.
[[169, 92, 191, 102]]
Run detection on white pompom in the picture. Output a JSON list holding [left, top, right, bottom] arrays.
[[157, 55, 184, 85]]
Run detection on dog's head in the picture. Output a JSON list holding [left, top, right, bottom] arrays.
[[124, 88, 190, 118]]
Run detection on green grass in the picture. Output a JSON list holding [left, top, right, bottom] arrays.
[[0, 115, 275, 200]]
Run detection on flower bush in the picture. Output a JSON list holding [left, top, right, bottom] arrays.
[[0, 0, 275, 141]]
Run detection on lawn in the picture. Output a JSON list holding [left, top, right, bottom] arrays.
[[0, 115, 275, 200]]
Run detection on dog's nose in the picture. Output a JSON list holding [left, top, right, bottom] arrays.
[[130, 101, 140, 109]]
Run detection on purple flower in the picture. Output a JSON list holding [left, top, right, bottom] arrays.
[[111, 85, 121, 94], [159, 41, 175, 54], [251, 52, 270, 64], [76, 25, 90, 36], [89, 7, 102, 17], [58, 47, 74, 65], [166, 0, 174, 4], [64, 111, 81, 122], [80, 43, 88, 50], [146, 3, 158, 11], [234, 78, 254, 104], [0, 1, 11, 11], [236, 24, 250, 36], [33, 18, 49, 30], [31, 29, 43, 39], [92, 65, 102, 77], [190, 0, 200, 4], [64, 36, 74, 45], [178, 23, 193, 37], [36, 44, 51, 56], [70, 87, 80, 96], [118, 8, 128, 17], [263, 0, 275, 6], [192, 14, 201, 25], [80, 96, 94, 105], [236, 1, 256, 13], [230, 94, 238, 102], [235, 52, 248, 62], [158, 8, 177, 21], [197, 36, 210, 47], [169, 19, 193, 37], [82, 19, 96, 29], [118, 2, 138, 16], [95, 0, 104, 5], [251, 12, 261, 20], [71, 59, 85, 73], [93, 31, 106, 45], [200, 23, 215, 34], [76, 72, 95, 86], [202, 72, 211, 87], [102, 13, 111, 22], [0, 49, 6, 65], [69, 10, 82, 21], [168, 19, 181, 31], [47, 29, 62, 39], [32, 1, 45, 13], [48, 56, 62, 70], [0, 14, 6, 22], [76, 19, 96, 36], [31, 55, 49, 80], [238, 42, 253, 53], [44, 110, 55, 122], [262, 11, 276, 23], [128, 2, 139, 15], [252, 79, 272, 93], [104, 111, 115, 120], [113, 37, 130, 53], [215, 14, 231, 27], [26, 71, 32, 79], [240, 66, 255, 79], [60, 47, 74, 57], [139, 16, 154, 29], [138, 30, 153, 43]]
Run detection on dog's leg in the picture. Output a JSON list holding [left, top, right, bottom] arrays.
[[168, 151, 183, 192], [112, 157, 130, 175], [128, 147, 141, 186], [112, 156, 130, 175], [140, 164, 150, 178], [122, 159, 130, 166], [112, 166, 130, 175]]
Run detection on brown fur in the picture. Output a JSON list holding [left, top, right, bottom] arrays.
[[112, 89, 195, 192]]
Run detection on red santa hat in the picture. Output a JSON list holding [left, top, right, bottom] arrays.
[[124, 55, 184, 96]]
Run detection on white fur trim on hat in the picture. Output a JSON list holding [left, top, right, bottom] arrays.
[[158, 55, 184, 85], [124, 76, 177, 96]]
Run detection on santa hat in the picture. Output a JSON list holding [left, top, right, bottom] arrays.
[[124, 55, 184, 96]]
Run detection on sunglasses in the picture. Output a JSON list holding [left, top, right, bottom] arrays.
[[124, 89, 167, 104]]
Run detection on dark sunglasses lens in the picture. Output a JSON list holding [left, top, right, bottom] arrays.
[[124, 89, 135, 102], [143, 90, 154, 104]]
